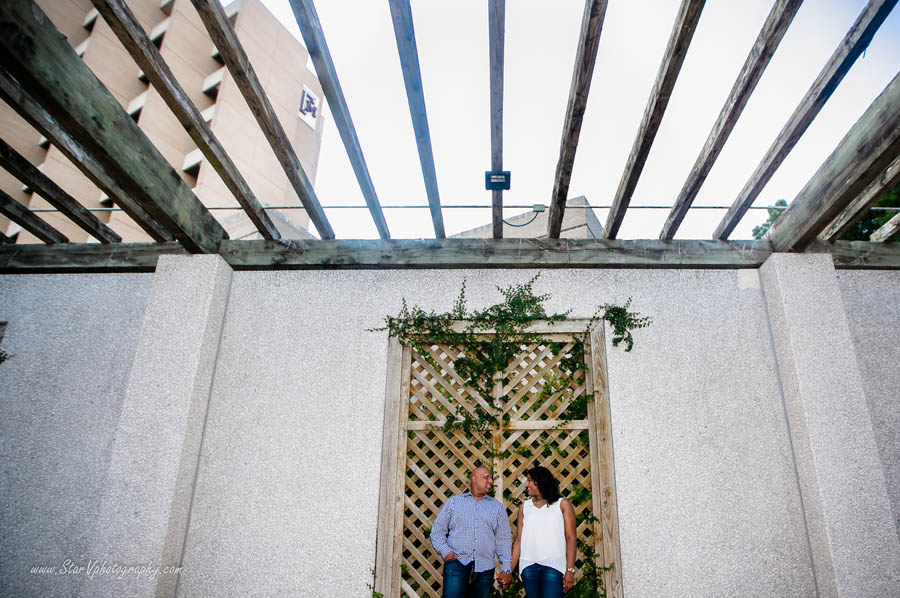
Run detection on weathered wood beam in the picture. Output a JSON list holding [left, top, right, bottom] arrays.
[[870, 211, 900, 242], [0, 188, 67, 244], [0, 69, 173, 242], [489, 0, 505, 239], [547, 0, 609, 239], [604, 0, 705, 239], [2, 238, 896, 273], [288, 0, 390, 240], [190, 0, 334, 239], [0, 1, 225, 252], [660, 0, 803, 240], [92, 0, 280, 241], [714, 0, 898, 240], [0, 231, 12, 244], [0, 137, 120, 243], [768, 72, 900, 251], [388, 0, 445, 238], [0, 241, 186, 273], [805, 240, 900, 268], [219, 238, 772, 269], [818, 155, 900, 241]]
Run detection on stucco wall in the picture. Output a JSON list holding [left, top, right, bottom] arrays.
[[0, 273, 153, 597], [1, 263, 896, 597], [177, 268, 813, 597], [837, 270, 900, 537]]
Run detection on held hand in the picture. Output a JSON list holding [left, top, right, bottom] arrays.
[[443, 552, 459, 562], [563, 571, 575, 592], [496, 571, 512, 589]]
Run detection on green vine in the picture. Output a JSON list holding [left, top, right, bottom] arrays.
[[372, 275, 650, 438]]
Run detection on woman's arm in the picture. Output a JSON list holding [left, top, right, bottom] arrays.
[[511, 505, 524, 573], [561, 498, 577, 592]]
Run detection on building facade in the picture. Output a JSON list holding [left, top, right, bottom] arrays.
[[0, 0, 324, 242]]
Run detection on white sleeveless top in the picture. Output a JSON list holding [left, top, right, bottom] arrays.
[[519, 498, 566, 574]]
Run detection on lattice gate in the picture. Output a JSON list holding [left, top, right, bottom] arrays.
[[375, 322, 622, 598]]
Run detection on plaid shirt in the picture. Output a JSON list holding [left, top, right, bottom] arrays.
[[430, 492, 512, 573]]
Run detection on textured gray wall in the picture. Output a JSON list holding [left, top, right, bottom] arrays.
[[177, 268, 813, 597], [2, 264, 896, 598], [0, 273, 153, 597], [837, 270, 900, 538]]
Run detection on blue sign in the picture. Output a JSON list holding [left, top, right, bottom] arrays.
[[485, 171, 511, 190]]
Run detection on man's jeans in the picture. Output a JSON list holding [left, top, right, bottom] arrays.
[[442, 559, 493, 598], [521, 563, 564, 598]]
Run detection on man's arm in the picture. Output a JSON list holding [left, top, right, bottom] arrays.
[[429, 497, 455, 559], [495, 502, 513, 572]]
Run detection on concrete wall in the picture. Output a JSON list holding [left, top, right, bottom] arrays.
[[837, 270, 900, 538], [0, 273, 153, 597], [1, 256, 897, 597]]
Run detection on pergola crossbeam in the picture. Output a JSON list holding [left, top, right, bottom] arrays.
[[604, 0, 705, 239], [190, 0, 334, 239], [768, 72, 900, 251], [489, 0, 505, 239], [0, 137, 120, 243], [714, 0, 898, 240], [818, 154, 900, 241], [659, 0, 803, 240], [388, 0, 446, 238], [0, 71, 173, 242], [0, 188, 68, 244], [2, 238, 898, 272], [289, 0, 390, 240], [92, 0, 281, 241], [0, 0, 226, 253], [547, 0, 609, 239], [871, 212, 900, 242]]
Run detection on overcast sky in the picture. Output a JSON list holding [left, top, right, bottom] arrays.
[[260, 0, 900, 240]]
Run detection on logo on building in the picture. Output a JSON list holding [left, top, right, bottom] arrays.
[[298, 85, 319, 129]]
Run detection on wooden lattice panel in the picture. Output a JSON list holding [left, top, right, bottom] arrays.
[[399, 337, 602, 598]]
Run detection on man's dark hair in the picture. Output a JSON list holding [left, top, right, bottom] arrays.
[[526, 465, 561, 504]]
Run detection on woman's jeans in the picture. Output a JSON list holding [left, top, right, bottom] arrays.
[[442, 559, 494, 598], [521, 563, 564, 598]]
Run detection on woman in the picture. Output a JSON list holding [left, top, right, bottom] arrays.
[[511, 466, 577, 597]]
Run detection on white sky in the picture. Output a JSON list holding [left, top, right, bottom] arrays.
[[260, 0, 900, 240]]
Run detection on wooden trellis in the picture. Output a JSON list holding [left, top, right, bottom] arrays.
[[375, 321, 622, 598]]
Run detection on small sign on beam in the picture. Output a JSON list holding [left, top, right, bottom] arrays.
[[485, 171, 511, 190]]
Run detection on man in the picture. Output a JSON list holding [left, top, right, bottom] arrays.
[[430, 466, 513, 597]]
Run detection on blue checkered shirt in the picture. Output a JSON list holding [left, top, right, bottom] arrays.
[[430, 492, 512, 573]]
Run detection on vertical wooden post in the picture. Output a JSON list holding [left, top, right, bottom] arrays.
[[586, 324, 623, 597], [375, 340, 411, 596]]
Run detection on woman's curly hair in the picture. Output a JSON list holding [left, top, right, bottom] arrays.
[[526, 465, 561, 504]]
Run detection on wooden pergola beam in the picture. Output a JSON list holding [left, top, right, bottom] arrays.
[[190, 0, 334, 239], [388, 0, 446, 239], [819, 154, 900, 241], [0, 241, 185, 273], [0, 137, 120, 243], [0, 70, 173, 242], [604, 0, 705, 240], [714, 0, 897, 240], [2, 239, 897, 273], [92, 0, 281, 241], [0, 188, 68, 244], [659, 0, 803, 240], [547, 0, 609, 239], [489, 0, 505, 239], [871, 211, 900, 242], [0, 1, 225, 253], [288, 0, 390, 240], [768, 72, 900, 251], [222, 238, 772, 269]]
